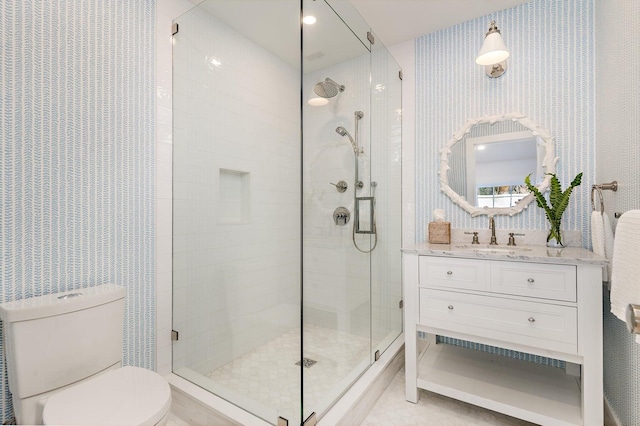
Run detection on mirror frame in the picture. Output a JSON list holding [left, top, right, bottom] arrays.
[[439, 112, 558, 217]]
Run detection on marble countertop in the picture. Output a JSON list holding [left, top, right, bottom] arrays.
[[402, 242, 608, 266]]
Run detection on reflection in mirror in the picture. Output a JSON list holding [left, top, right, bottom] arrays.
[[440, 113, 557, 217]]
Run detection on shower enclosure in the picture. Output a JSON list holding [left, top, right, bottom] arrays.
[[171, 1, 402, 424]]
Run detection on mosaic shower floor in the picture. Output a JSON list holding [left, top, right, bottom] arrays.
[[205, 324, 374, 423]]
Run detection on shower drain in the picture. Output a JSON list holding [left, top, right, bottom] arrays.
[[295, 358, 317, 368]]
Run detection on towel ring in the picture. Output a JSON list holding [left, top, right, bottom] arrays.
[[591, 181, 618, 215], [591, 186, 604, 215]]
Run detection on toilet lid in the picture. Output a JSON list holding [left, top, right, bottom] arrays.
[[43, 366, 171, 426]]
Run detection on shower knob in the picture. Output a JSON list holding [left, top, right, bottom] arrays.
[[330, 181, 348, 193]]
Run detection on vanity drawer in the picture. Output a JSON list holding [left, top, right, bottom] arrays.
[[491, 261, 577, 302], [419, 289, 578, 354], [418, 257, 489, 291]]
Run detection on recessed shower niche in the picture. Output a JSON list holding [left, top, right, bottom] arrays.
[[218, 168, 249, 224]]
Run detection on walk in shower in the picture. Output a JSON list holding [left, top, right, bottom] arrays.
[[171, 1, 402, 424]]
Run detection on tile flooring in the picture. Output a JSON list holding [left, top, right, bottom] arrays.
[[359, 368, 533, 426], [167, 324, 534, 425], [167, 367, 533, 425]]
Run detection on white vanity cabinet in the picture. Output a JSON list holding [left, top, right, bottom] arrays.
[[403, 244, 606, 426]]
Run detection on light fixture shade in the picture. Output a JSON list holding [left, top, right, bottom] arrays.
[[476, 31, 509, 66]]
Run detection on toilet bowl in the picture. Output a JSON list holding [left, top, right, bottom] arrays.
[[0, 284, 172, 425], [43, 366, 171, 426]]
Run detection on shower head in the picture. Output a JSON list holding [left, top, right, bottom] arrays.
[[335, 126, 349, 138], [335, 126, 358, 155], [314, 78, 345, 99]]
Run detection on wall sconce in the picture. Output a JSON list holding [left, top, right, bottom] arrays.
[[476, 20, 509, 78]]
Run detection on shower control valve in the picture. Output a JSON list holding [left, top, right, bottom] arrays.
[[333, 207, 351, 226], [330, 181, 348, 193]]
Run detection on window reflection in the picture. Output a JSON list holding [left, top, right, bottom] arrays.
[[477, 185, 528, 208]]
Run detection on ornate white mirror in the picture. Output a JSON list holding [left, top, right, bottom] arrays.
[[439, 113, 557, 217]]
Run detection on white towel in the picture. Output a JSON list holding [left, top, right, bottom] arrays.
[[591, 211, 614, 283], [610, 210, 640, 343]]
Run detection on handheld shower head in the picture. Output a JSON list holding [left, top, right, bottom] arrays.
[[335, 126, 348, 137], [314, 78, 345, 99], [335, 126, 358, 155]]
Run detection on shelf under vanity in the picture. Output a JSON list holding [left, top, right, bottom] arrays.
[[416, 341, 581, 425], [403, 243, 607, 426]]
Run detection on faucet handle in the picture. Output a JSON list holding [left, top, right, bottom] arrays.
[[507, 233, 516, 246], [472, 232, 480, 244]]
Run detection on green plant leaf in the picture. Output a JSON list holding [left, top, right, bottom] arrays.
[[570, 172, 583, 188], [524, 172, 582, 231], [524, 174, 554, 223], [549, 174, 562, 211], [554, 172, 583, 220]]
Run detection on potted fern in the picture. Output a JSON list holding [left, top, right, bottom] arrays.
[[524, 172, 583, 247]]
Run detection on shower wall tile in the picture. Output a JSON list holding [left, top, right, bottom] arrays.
[[389, 39, 417, 248], [303, 55, 374, 339], [171, 7, 300, 374], [0, 1, 156, 422], [415, 0, 595, 245], [595, 1, 640, 424], [303, 42, 403, 342]]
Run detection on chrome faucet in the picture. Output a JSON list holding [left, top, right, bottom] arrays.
[[489, 217, 498, 245]]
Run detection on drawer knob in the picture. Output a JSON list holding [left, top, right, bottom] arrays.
[[448, 305, 454, 310], [527, 278, 535, 283], [528, 317, 536, 323], [447, 271, 453, 275]]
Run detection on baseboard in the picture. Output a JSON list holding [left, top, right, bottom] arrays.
[[166, 373, 270, 426]]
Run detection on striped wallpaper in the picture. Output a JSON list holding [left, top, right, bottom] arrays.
[[0, 1, 156, 422], [595, 1, 640, 424], [414, 0, 595, 390], [415, 0, 595, 245]]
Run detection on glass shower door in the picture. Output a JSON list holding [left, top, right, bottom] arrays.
[[171, 1, 302, 424], [171, 0, 402, 423], [369, 29, 403, 359], [302, 0, 377, 420]]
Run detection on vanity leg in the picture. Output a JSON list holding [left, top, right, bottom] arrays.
[[565, 362, 580, 377], [403, 254, 419, 403], [405, 324, 419, 403], [577, 266, 604, 425]]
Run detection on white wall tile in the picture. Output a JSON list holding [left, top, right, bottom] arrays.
[[170, 5, 300, 373]]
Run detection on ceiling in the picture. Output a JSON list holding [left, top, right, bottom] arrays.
[[350, 0, 531, 47], [187, 0, 530, 72]]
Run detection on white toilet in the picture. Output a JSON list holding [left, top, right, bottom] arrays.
[[0, 284, 171, 425]]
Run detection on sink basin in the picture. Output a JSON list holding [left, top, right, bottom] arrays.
[[454, 244, 532, 254]]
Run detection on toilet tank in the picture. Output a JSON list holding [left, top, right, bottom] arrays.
[[0, 284, 126, 399]]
